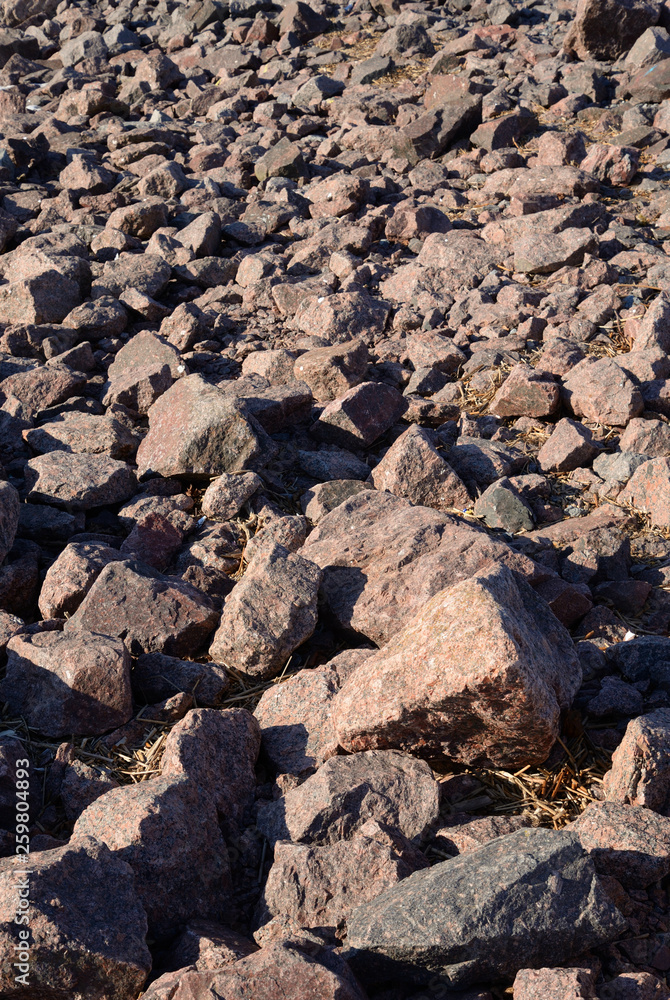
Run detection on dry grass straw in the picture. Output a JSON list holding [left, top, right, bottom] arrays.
[[432, 720, 614, 833]]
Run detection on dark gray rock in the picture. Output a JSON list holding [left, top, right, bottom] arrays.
[[344, 827, 626, 988]]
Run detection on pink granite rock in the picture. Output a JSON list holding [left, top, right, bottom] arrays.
[[209, 541, 321, 680], [256, 750, 439, 846], [0, 836, 151, 1000], [368, 424, 471, 511], [255, 819, 429, 944], [603, 709, 670, 814], [303, 491, 545, 645], [2, 629, 132, 737], [334, 563, 581, 767], [64, 559, 219, 657], [160, 708, 260, 835], [73, 775, 232, 938]]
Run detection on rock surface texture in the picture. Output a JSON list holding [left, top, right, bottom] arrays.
[[0, 0, 669, 997]]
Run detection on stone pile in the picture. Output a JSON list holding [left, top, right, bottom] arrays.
[[0, 0, 670, 996]]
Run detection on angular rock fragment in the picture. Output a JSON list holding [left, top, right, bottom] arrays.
[[570, 801, 670, 887], [160, 708, 260, 834], [303, 490, 544, 645], [334, 563, 581, 767], [2, 629, 132, 737], [73, 775, 231, 938], [209, 542, 321, 680], [0, 837, 151, 1000], [368, 425, 471, 511], [65, 560, 219, 657], [344, 828, 626, 988], [313, 382, 408, 450], [255, 820, 428, 944], [254, 649, 374, 775], [603, 709, 670, 814], [257, 750, 439, 847], [137, 374, 274, 478], [24, 453, 137, 510], [38, 543, 123, 619]]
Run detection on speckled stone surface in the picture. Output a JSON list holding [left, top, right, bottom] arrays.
[[256, 750, 440, 847], [171, 920, 258, 972], [160, 708, 260, 837], [344, 827, 627, 989], [141, 940, 368, 1000], [0, 836, 151, 1000], [603, 709, 670, 814], [2, 628, 132, 737], [570, 801, 670, 888], [255, 819, 429, 945], [254, 648, 374, 775], [367, 424, 471, 511], [334, 562, 581, 767], [513, 965, 595, 999], [73, 775, 232, 939], [303, 490, 544, 646], [209, 540, 322, 679], [64, 558, 219, 657]]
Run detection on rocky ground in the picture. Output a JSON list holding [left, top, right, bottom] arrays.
[[1, 0, 670, 996]]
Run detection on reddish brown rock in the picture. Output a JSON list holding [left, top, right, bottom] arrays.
[[172, 921, 258, 972], [490, 364, 560, 418], [619, 417, 670, 456], [160, 708, 260, 835], [209, 542, 321, 680], [368, 424, 471, 511], [73, 775, 232, 938], [538, 418, 600, 473], [119, 511, 184, 571], [24, 452, 137, 510], [581, 143, 640, 185], [334, 563, 581, 767], [313, 382, 408, 450], [103, 362, 173, 415], [64, 559, 219, 657], [404, 330, 466, 374], [603, 709, 670, 814], [570, 801, 670, 887], [254, 649, 375, 775], [60, 759, 119, 822], [201, 472, 263, 520], [513, 229, 597, 275], [256, 750, 439, 847], [0, 836, 151, 1000], [513, 966, 595, 999], [562, 358, 643, 427], [293, 340, 369, 402], [24, 413, 140, 460], [563, 0, 661, 63], [619, 457, 670, 526], [255, 820, 429, 944], [294, 291, 389, 346], [302, 490, 544, 645], [137, 373, 274, 478], [141, 940, 367, 1000], [2, 629, 132, 737], [0, 362, 86, 417], [38, 542, 123, 619], [434, 814, 531, 856]]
